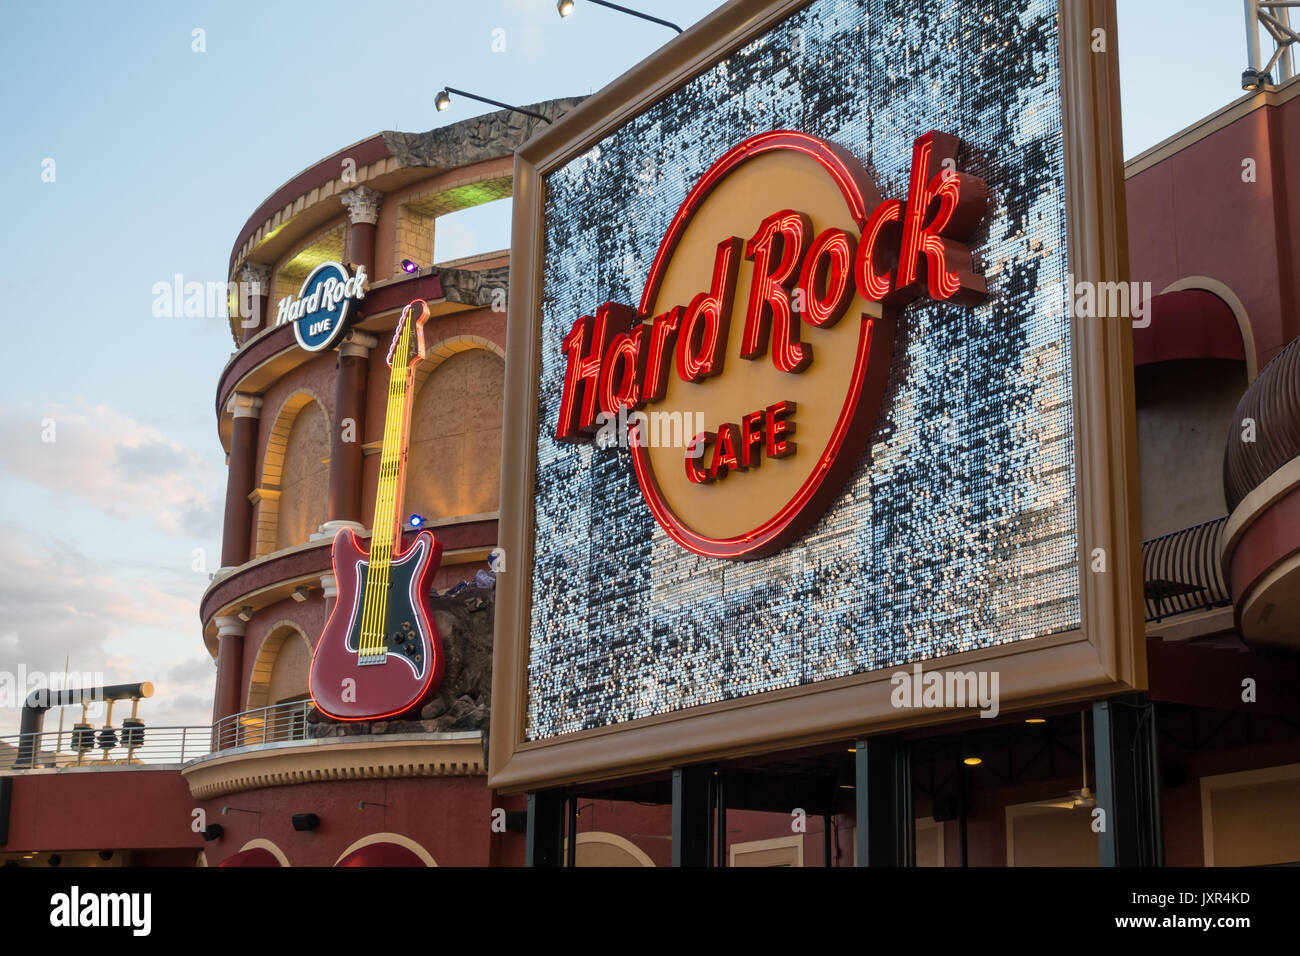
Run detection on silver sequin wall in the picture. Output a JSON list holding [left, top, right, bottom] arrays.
[[525, 0, 1079, 740]]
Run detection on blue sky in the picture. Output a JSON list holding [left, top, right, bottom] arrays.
[[0, 0, 1261, 734]]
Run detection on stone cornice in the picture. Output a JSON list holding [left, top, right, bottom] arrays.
[[181, 732, 484, 799]]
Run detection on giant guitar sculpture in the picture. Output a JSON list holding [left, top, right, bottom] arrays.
[[309, 300, 445, 721]]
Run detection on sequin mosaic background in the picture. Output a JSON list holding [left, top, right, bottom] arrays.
[[526, 0, 1079, 740]]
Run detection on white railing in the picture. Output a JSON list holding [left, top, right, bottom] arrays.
[[0, 725, 207, 771], [211, 699, 314, 752]]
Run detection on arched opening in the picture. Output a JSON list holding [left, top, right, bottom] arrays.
[[244, 622, 312, 743], [257, 392, 329, 556], [404, 343, 505, 522], [1136, 359, 1247, 539], [334, 832, 436, 867], [247, 622, 312, 710], [219, 839, 290, 867], [1133, 287, 1251, 540], [573, 832, 656, 867]]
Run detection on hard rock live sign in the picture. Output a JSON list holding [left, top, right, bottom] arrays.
[[555, 129, 987, 558]]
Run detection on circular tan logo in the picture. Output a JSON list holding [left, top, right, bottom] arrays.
[[555, 130, 985, 560]]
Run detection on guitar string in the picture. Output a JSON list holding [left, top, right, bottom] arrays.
[[361, 309, 414, 659], [363, 318, 404, 657], [372, 318, 410, 655], [375, 321, 409, 654]]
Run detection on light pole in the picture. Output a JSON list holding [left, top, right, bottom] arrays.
[[435, 87, 553, 125], [557, 0, 684, 35]]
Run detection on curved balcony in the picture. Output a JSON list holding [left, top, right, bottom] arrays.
[[1221, 335, 1300, 647], [1142, 516, 1231, 623], [183, 700, 485, 800], [199, 516, 498, 652]]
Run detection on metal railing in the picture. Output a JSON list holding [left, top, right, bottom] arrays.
[[1141, 515, 1232, 622], [2, 701, 321, 773], [0, 725, 207, 772], [212, 699, 314, 752]]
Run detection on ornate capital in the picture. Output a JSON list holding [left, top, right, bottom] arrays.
[[214, 615, 246, 639], [227, 393, 264, 419], [238, 261, 273, 295], [340, 185, 383, 225]]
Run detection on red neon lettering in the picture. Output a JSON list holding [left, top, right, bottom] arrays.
[[598, 320, 647, 416], [741, 210, 813, 373], [685, 431, 715, 484], [895, 132, 987, 306], [555, 302, 632, 441], [642, 307, 682, 403], [740, 410, 765, 468], [797, 228, 857, 328], [676, 237, 742, 383], [709, 422, 742, 480], [855, 198, 902, 302], [764, 400, 796, 459]]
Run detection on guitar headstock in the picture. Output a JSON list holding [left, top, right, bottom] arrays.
[[385, 298, 432, 370]]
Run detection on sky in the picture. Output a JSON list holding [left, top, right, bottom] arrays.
[[0, 0, 1267, 735]]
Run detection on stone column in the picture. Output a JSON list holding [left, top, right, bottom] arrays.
[[340, 185, 383, 277], [212, 615, 247, 731], [319, 330, 377, 539], [237, 261, 273, 343], [220, 393, 263, 569]]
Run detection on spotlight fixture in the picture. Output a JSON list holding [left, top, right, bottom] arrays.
[[962, 755, 983, 767], [291, 813, 321, 832], [48, 854, 62, 867], [400, 258, 420, 274], [408, 514, 425, 528], [358, 800, 388, 810], [201, 824, 224, 842], [291, 586, 309, 603], [434, 86, 552, 125], [237, 605, 253, 623], [1241, 68, 1268, 92], [556, 0, 683, 34]]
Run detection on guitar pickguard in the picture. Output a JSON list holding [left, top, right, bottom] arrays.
[[340, 536, 434, 682]]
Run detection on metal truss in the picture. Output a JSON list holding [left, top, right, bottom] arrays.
[[1244, 1, 1298, 88]]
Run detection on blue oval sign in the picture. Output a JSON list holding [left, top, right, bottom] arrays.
[[276, 261, 368, 352]]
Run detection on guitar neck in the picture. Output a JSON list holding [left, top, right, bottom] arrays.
[[370, 318, 418, 565]]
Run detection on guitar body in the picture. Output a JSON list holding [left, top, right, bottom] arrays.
[[309, 527, 445, 721]]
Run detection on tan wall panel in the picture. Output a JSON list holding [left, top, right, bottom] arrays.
[[406, 350, 504, 520], [276, 402, 329, 550]]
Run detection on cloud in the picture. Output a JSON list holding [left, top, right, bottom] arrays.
[[0, 525, 213, 734], [165, 655, 217, 685], [0, 398, 221, 539]]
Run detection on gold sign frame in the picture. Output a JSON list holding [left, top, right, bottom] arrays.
[[490, 0, 1142, 792]]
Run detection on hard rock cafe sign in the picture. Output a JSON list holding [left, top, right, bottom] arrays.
[[554, 130, 987, 559]]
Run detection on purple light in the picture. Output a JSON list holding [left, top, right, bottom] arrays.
[[401, 259, 419, 274]]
